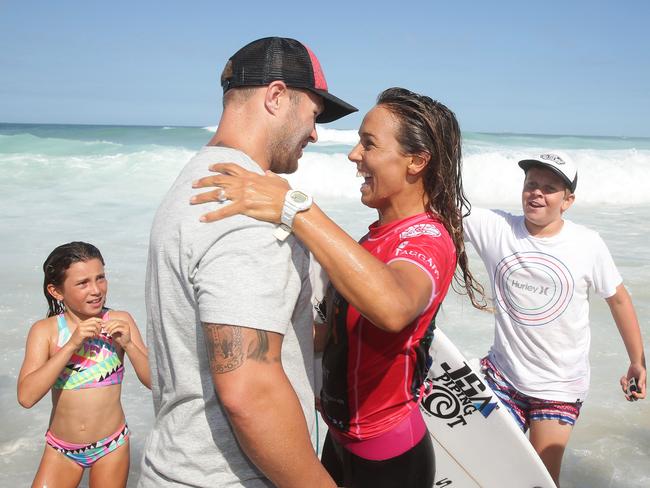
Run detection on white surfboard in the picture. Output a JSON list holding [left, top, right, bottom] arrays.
[[422, 328, 555, 487], [309, 259, 553, 487]]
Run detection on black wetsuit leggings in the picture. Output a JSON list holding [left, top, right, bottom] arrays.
[[321, 431, 435, 488]]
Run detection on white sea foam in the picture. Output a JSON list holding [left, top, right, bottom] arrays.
[[3, 134, 650, 207], [201, 124, 358, 146], [2, 129, 650, 206], [289, 146, 650, 206], [461, 147, 650, 206], [286, 152, 360, 198], [1, 124, 649, 487], [314, 125, 359, 146], [0, 437, 37, 458]]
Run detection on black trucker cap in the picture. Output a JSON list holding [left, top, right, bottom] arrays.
[[220, 37, 357, 123]]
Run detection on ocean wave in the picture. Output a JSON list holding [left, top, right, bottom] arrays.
[[0, 147, 196, 207], [293, 148, 650, 205], [0, 436, 38, 457], [0, 125, 209, 152], [3, 145, 649, 205], [462, 147, 650, 205], [3, 126, 650, 206], [286, 152, 360, 199], [201, 124, 359, 146], [0, 133, 123, 156], [314, 126, 359, 146]]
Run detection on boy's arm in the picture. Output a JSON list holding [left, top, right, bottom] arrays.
[[605, 283, 646, 400]]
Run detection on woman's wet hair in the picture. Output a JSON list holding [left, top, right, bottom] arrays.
[[376, 87, 486, 309], [42, 241, 105, 317]]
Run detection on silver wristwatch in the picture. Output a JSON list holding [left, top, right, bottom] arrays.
[[273, 190, 313, 241]]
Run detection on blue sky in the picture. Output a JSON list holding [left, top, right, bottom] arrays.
[[1, 1, 648, 136]]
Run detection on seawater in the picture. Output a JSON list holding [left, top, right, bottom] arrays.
[[1, 123, 649, 487]]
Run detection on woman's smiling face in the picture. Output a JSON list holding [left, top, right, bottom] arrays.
[[348, 105, 413, 211]]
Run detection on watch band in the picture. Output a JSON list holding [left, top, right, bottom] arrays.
[[273, 224, 292, 241], [274, 190, 312, 241]]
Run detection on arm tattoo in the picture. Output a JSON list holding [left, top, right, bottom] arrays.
[[203, 323, 244, 374], [247, 330, 270, 361], [203, 324, 277, 374]]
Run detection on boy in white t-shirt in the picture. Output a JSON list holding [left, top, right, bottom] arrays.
[[463, 151, 646, 486]]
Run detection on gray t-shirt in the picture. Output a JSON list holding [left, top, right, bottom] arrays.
[[139, 146, 315, 487]]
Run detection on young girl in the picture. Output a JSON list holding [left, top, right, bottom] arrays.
[[17, 241, 151, 488]]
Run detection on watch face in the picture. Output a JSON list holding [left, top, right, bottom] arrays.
[[290, 191, 308, 204]]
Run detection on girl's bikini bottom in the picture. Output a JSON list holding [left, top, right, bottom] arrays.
[[45, 422, 129, 468]]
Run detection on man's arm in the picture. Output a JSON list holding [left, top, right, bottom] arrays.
[[605, 284, 647, 400], [202, 322, 336, 488]]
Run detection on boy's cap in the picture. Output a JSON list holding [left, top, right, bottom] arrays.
[[518, 151, 578, 192], [221, 37, 357, 123]]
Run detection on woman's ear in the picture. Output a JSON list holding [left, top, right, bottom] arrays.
[[47, 284, 64, 302], [407, 152, 430, 175]]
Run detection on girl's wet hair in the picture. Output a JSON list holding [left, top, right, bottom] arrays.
[[376, 87, 486, 309], [43, 242, 105, 317]]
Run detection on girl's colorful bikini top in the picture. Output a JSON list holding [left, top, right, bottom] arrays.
[[53, 309, 124, 390]]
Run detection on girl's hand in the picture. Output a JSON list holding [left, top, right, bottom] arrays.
[[69, 318, 103, 348], [103, 319, 132, 348], [190, 163, 290, 224]]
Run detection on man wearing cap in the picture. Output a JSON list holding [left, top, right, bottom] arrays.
[[139, 37, 356, 487], [462, 151, 646, 486]]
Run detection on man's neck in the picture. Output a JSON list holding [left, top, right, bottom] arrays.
[[206, 110, 271, 171]]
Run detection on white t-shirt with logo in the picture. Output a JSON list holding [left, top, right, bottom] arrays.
[[464, 208, 622, 402]]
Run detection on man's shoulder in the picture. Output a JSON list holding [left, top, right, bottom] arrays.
[[149, 147, 273, 253], [155, 147, 260, 218], [188, 146, 263, 174]]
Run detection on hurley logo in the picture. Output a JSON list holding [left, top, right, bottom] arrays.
[[540, 153, 565, 165]]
